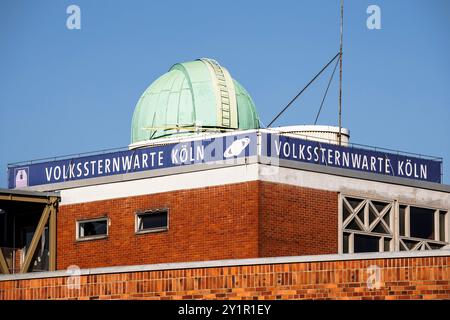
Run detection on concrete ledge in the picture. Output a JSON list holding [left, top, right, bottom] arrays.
[[260, 156, 450, 193], [1, 250, 449, 282]]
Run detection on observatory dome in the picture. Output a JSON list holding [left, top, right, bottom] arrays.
[[131, 58, 260, 145]]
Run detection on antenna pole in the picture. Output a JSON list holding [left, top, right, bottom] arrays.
[[338, 0, 344, 145]]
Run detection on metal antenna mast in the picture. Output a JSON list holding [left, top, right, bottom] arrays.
[[338, 0, 344, 145]]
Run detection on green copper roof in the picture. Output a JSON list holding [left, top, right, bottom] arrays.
[[131, 58, 260, 144]]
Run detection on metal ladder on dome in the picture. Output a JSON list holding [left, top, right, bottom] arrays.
[[204, 59, 231, 128]]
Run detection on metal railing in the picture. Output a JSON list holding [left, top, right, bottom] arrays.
[[8, 146, 130, 167]]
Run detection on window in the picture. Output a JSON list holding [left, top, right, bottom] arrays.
[[440, 211, 446, 242], [340, 195, 449, 253], [0, 209, 6, 245], [399, 205, 406, 236], [77, 218, 108, 240], [353, 234, 380, 253], [136, 209, 168, 234], [398, 205, 448, 251], [341, 196, 394, 253], [409, 206, 434, 240]]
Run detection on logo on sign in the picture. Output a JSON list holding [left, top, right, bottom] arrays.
[[14, 167, 29, 188], [223, 138, 251, 158]]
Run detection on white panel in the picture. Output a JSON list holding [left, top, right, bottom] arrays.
[[60, 162, 450, 210], [259, 165, 450, 209], [60, 164, 259, 205]]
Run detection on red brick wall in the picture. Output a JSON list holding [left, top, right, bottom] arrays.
[[1, 255, 448, 300], [56, 181, 339, 270], [259, 181, 338, 257], [57, 182, 260, 270]]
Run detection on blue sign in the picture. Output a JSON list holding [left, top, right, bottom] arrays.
[[8, 132, 257, 189], [7, 131, 443, 188], [261, 132, 441, 183]]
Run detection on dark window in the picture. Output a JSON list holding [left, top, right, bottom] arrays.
[[402, 239, 419, 250], [343, 233, 349, 253], [0, 209, 6, 245], [429, 243, 445, 250], [372, 201, 388, 213], [409, 207, 434, 240], [347, 197, 363, 210], [383, 238, 391, 252], [399, 205, 406, 236], [78, 218, 108, 239], [439, 211, 446, 242], [137, 210, 168, 233], [353, 234, 380, 253]]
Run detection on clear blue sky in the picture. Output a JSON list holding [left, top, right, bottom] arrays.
[[0, 0, 449, 186]]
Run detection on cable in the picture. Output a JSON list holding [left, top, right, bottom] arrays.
[[258, 118, 267, 129], [267, 52, 340, 128], [314, 57, 339, 125]]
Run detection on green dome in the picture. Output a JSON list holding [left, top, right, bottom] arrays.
[[131, 58, 260, 144]]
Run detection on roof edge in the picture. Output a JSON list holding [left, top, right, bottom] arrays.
[[1, 249, 448, 282]]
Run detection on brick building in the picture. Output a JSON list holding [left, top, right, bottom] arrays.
[[0, 58, 449, 299]]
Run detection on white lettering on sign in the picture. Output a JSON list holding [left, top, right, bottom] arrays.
[[272, 139, 429, 180], [42, 145, 209, 183], [44, 151, 167, 183]]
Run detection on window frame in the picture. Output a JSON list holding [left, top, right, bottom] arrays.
[[135, 209, 169, 235], [397, 202, 448, 251], [76, 217, 109, 241], [339, 194, 394, 254]]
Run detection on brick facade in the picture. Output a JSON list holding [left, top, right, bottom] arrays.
[[259, 181, 338, 257], [56, 181, 338, 270], [0, 255, 448, 300], [57, 182, 260, 270]]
